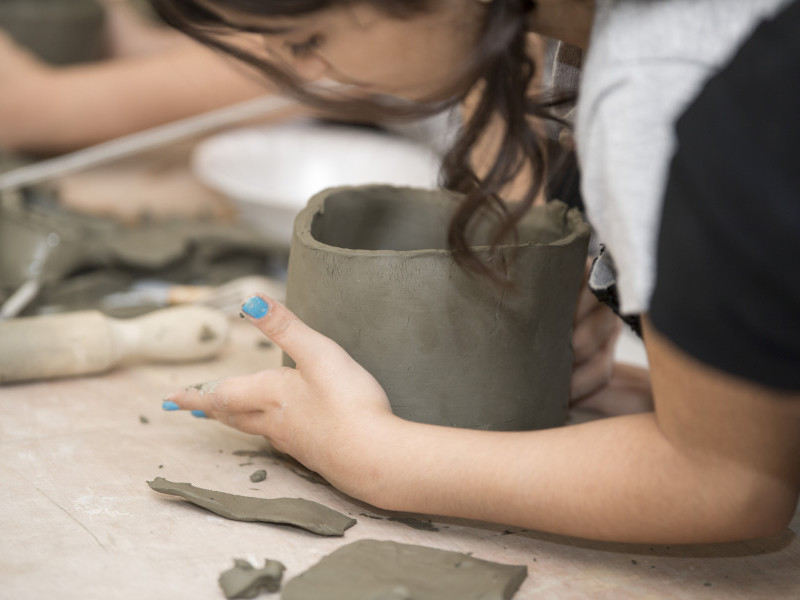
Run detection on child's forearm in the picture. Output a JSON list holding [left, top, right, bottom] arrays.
[[1, 42, 286, 154], [345, 411, 789, 544]]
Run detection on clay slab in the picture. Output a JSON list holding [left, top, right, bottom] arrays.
[[147, 477, 356, 536], [282, 539, 527, 600]]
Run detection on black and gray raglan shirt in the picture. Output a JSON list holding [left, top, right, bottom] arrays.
[[565, 0, 799, 389]]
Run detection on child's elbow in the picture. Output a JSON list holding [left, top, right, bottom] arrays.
[[719, 481, 798, 542]]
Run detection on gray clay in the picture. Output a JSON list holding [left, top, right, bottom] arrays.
[[233, 449, 272, 459], [0, 0, 106, 65], [233, 448, 331, 486], [187, 379, 224, 395], [218, 558, 286, 599], [387, 516, 439, 532], [285, 185, 591, 431], [282, 539, 527, 600], [250, 469, 267, 483], [147, 477, 355, 536]]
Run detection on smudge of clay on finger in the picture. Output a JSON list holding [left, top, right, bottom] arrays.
[[186, 378, 225, 395]]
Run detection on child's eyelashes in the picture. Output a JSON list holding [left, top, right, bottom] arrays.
[[286, 34, 323, 58]]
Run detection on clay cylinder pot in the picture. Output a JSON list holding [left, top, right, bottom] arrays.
[[285, 185, 591, 431], [0, 0, 106, 65]]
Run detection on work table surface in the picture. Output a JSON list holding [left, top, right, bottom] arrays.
[[1, 320, 798, 599], [2, 139, 798, 599]]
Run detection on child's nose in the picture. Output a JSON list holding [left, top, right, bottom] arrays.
[[290, 54, 328, 82]]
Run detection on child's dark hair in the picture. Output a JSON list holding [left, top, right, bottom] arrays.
[[150, 0, 571, 282]]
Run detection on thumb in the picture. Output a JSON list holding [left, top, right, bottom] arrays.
[[240, 294, 340, 370]]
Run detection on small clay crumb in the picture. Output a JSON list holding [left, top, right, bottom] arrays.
[[239, 462, 254, 467], [139, 415, 150, 424], [631, 559, 638, 565], [257, 339, 274, 349], [250, 469, 267, 483], [158, 465, 164, 469], [239, 312, 246, 319], [704, 582, 712, 587]]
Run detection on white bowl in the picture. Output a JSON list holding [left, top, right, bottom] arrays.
[[191, 120, 443, 247]]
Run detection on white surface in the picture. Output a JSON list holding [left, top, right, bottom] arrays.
[[192, 120, 443, 247], [614, 326, 649, 368]]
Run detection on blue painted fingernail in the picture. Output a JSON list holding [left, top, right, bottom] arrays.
[[191, 410, 207, 418], [242, 296, 269, 319], [162, 400, 180, 411]]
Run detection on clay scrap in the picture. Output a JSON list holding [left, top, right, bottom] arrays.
[[147, 477, 356, 537], [282, 539, 527, 600], [218, 558, 285, 599], [249, 469, 267, 483]]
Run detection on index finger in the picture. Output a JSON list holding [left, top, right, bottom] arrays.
[[240, 294, 344, 371]]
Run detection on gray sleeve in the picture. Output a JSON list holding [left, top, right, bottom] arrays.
[[575, 62, 708, 315]]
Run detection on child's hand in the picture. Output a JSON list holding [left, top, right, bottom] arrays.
[[0, 29, 54, 151], [570, 261, 654, 416], [162, 295, 395, 488], [570, 260, 623, 402]]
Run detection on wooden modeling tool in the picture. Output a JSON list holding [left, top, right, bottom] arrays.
[[0, 305, 229, 383], [100, 275, 287, 318]]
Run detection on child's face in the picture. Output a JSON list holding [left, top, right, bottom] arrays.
[[206, 1, 487, 101]]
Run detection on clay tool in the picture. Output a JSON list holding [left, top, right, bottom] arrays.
[[0, 95, 296, 192], [0, 305, 229, 383], [100, 275, 287, 318], [0, 78, 357, 192]]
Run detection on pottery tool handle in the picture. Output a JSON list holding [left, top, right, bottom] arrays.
[[0, 305, 229, 383]]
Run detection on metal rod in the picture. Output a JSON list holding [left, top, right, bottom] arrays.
[[0, 278, 42, 321], [0, 94, 296, 192]]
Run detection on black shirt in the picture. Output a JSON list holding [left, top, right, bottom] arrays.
[[650, 0, 800, 390]]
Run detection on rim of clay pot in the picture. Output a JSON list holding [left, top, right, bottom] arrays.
[[294, 185, 591, 258]]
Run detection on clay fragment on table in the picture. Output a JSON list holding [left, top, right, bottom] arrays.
[[233, 448, 331, 486], [249, 469, 267, 483], [282, 539, 527, 600], [147, 477, 356, 536], [218, 558, 286, 599]]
